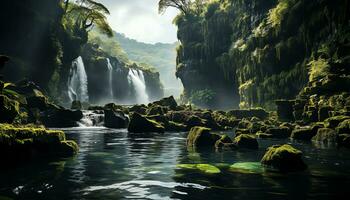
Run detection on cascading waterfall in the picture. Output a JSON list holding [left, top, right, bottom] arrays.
[[68, 56, 89, 102], [77, 110, 104, 127], [106, 58, 114, 100], [127, 69, 149, 104]]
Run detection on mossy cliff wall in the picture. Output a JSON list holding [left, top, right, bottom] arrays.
[[175, 0, 350, 110]]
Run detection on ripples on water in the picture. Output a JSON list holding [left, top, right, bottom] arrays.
[[1, 128, 350, 199]]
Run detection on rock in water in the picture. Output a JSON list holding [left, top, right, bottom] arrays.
[[233, 134, 259, 149], [187, 126, 221, 149], [261, 144, 307, 172], [104, 110, 130, 128], [128, 112, 164, 133], [312, 128, 337, 143]]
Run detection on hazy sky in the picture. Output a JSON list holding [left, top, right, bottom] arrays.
[[99, 0, 179, 44]]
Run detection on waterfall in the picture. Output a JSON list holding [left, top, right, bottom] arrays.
[[68, 56, 89, 102], [106, 58, 114, 100], [127, 69, 149, 104]]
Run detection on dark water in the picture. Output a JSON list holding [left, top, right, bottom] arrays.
[[1, 127, 350, 200]]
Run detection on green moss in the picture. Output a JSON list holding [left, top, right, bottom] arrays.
[[308, 58, 330, 82], [176, 163, 221, 174], [233, 134, 259, 149], [229, 162, 264, 174], [261, 144, 307, 172], [187, 126, 221, 149]]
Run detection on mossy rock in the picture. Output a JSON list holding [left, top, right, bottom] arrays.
[[166, 121, 187, 132], [176, 164, 221, 174], [256, 131, 273, 138], [336, 119, 350, 135], [233, 134, 258, 149], [129, 104, 147, 115], [324, 116, 350, 128], [261, 144, 307, 172], [0, 124, 79, 165], [151, 96, 178, 110], [187, 126, 221, 149], [291, 126, 319, 141], [128, 112, 165, 133], [215, 134, 236, 150], [312, 128, 337, 143], [0, 95, 20, 123], [104, 109, 129, 128], [265, 126, 291, 138], [59, 140, 79, 157], [146, 105, 167, 116], [229, 162, 264, 174], [185, 115, 207, 129]]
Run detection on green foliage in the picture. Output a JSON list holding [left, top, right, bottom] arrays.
[[189, 89, 216, 107], [308, 58, 330, 82], [267, 0, 290, 28], [63, 0, 113, 38]]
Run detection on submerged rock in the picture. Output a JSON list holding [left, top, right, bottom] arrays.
[[233, 134, 258, 149], [187, 126, 221, 149], [128, 112, 164, 133], [104, 109, 129, 128], [229, 162, 264, 174], [176, 164, 221, 174], [261, 144, 307, 172]]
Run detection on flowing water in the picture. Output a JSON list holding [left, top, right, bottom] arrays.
[[67, 56, 89, 102], [127, 69, 149, 104], [106, 58, 114, 101], [1, 128, 350, 200]]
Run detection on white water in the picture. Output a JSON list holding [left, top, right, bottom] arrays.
[[106, 58, 114, 100], [68, 56, 89, 102], [127, 69, 149, 104], [77, 110, 104, 127]]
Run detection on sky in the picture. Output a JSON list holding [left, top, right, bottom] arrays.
[[99, 0, 179, 44]]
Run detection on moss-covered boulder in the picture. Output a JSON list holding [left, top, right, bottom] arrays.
[[338, 134, 350, 148], [151, 96, 177, 110], [233, 134, 258, 149], [185, 115, 206, 129], [336, 119, 350, 134], [129, 104, 147, 115], [146, 105, 167, 116], [0, 124, 78, 165], [104, 109, 130, 128], [215, 134, 236, 150], [265, 126, 291, 138], [0, 95, 19, 123], [187, 126, 221, 149], [128, 112, 165, 133], [291, 125, 319, 140], [312, 128, 337, 143], [261, 144, 307, 172], [166, 121, 187, 132], [324, 116, 350, 128]]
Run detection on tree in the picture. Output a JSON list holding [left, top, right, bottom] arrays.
[[158, 0, 191, 14], [63, 0, 113, 37]]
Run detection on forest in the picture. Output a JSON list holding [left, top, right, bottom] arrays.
[[0, 0, 350, 199]]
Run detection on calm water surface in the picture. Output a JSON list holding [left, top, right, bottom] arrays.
[[1, 127, 350, 200]]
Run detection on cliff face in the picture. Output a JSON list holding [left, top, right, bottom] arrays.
[[175, 0, 350, 110]]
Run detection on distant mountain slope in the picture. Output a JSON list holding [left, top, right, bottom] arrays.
[[114, 32, 183, 97]]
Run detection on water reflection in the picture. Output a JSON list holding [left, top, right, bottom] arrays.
[[0, 128, 350, 199]]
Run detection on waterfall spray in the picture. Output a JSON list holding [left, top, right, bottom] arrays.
[[127, 69, 149, 104], [106, 58, 114, 100]]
